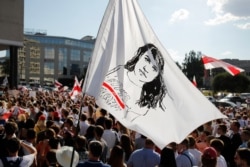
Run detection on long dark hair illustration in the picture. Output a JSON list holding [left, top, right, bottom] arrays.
[[124, 43, 167, 110]]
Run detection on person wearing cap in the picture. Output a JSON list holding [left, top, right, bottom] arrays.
[[77, 140, 110, 167], [201, 147, 217, 167], [56, 146, 80, 167]]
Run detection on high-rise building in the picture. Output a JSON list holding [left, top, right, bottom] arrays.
[[17, 30, 95, 87]]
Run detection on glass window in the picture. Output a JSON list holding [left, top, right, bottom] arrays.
[[58, 48, 67, 75], [45, 47, 55, 59], [44, 62, 54, 75], [70, 49, 80, 61], [70, 63, 80, 76], [84, 50, 92, 62]]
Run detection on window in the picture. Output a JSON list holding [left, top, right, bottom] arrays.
[[70, 49, 80, 61], [44, 62, 54, 75], [44, 47, 55, 59], [58, 48, 68, 75]]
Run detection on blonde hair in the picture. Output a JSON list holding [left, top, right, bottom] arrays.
[[18, 114, 26, 122]]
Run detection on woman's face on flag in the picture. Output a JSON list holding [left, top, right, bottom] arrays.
[[134, 48, 159, 83]]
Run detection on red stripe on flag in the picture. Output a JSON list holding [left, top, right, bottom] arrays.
[[202, 56, 217, 64], [102, 82, 125, 109], [228, 66, 240, 75]]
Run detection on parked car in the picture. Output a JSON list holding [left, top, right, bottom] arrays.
[[240, 93, 250, 100], [213, 101, 238, 108], [218, 96, 245, 104]]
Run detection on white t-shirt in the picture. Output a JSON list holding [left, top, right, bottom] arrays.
[[0, 154, 35, 167]]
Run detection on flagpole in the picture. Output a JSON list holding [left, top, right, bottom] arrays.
[[70, 77, 86, 167]]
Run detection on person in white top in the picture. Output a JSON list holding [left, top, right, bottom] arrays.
[[0, 138, 37, 167], [210, 138, 227, 167], [79, 113, 89, 136], [102, 117, 118, 159]]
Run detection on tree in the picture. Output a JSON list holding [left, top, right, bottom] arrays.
[[212, 72, 250, 93], [182, 51, 204, 87]]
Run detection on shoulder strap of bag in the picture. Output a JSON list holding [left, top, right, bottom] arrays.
[[182, 153, 193, 166]]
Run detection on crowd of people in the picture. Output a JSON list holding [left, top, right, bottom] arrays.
[[0, 89, 249, 167]]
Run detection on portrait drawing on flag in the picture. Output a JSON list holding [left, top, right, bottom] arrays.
[[100, 43, 172, 121]]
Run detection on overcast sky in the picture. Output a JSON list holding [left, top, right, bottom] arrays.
[[6, 0, 249, 63]]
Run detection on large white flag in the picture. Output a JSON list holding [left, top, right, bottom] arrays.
[[83, 0, 226, 149], [202, 55, 245, 76]]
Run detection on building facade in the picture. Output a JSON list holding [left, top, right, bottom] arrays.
[[18, 32, 95, 86]]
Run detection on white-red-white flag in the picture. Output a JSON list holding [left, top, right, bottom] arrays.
[[69, 76, 82, 100], [202, 55, 244, 76], [83, 0, 226, 149], [54, 80, 63, 88], [192, 76, 197, 87]]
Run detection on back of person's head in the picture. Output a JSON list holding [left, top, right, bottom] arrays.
[[6, 138, 20, 154], [80, 113, 87, 121], [26, 128, 36, 140], [4, 121, 18, 135], [218, 124, 227, 134], [94, 125, 104, 138], [145, 138, 155, 149], [64, 118, 74, 127], [48, 137, 60, 149], [188, 136, 196, 148], [202, 147, 217, 167], [89, 141, 103, 158], [236, 148, 250, 166], [108, 145, 124, 165], [104, 118, 113, 129], [100, 108, 107, 116], [50, 124, 60, 135], [45, 128, 56, 139], [75, 135, 87, 150], [180, 138, 189, 149], [46, 120, 54, 128], [210, 139, 224, 154], [25, 118, 35, 129]]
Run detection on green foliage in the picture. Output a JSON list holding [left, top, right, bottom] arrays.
[[182, 50, 204, 87], [212, 72, 250, 93]]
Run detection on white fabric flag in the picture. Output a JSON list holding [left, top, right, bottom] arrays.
[[70, 76, 82, 100], [83, 0, 226, 149], [202, 55, 245, 76]]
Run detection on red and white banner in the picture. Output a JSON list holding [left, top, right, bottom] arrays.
[[202, 55, 244, 76], [192, 76, 197, 87], [69, 76, 82, 100], [83, 0, 226, 149]]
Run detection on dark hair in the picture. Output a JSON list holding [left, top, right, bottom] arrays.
[[89, 141, 103, 157], [4, 122, 18, 135], [236, 148, 250, 166], [210, 139, 224, 153], [26, 128, 36, 140], [104, 118, 113, 129], [94, 125, 104, 138], [108, 145, 125, 167], [6, 138, 20, 153], [124, 43, 166, 110]]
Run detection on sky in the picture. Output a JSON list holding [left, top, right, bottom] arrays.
[[5, 0, 248, 64]]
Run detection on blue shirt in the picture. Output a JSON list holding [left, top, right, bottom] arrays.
[[77, 160, 111, 167], [127, 148, 160, 167]]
